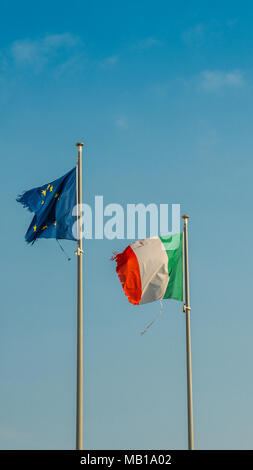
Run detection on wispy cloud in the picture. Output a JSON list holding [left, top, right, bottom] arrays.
[[182, 24, 205, 47], [3, 33, 82, 74], [182, 19, 239, 48], [115, 117, 128, 129], [200, 70, 245, 91], [100, 55, 119, 69], [226, 18, 239, 28], [135, 37, 163, 50]]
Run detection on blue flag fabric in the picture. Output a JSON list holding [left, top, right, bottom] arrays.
[[17, 167, 77, 244]]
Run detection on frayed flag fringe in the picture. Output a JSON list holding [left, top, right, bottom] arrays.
[[110, 251, 119, 261], [16, 194, 33, 213]]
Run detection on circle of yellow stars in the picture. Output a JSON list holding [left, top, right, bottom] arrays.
[[33, 184, 59, 232]]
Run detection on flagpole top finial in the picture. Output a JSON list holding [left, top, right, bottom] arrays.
[[76, 142, 84, 147], [182, 214, 190, 220]]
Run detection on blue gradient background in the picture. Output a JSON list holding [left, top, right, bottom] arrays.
[[0, 0, 252, 449]]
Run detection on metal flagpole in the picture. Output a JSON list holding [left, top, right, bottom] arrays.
[[182, 215, 194, 450], [76, 142, 84, 450]]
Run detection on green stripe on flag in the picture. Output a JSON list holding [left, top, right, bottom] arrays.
[[159, 233, 183, 302]]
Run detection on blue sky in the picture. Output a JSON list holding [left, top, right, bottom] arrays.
[[1, 0, 253, 449]]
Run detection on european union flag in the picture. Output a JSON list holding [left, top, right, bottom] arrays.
[[17, 167, 77, 244]]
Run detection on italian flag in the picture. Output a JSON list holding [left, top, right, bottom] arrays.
[[113, 233, 183, 305]]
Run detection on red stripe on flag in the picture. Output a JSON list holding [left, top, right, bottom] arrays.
[[113, 246, 142, 305]]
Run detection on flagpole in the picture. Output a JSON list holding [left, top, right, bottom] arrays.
[[76, 142, 84, 450], [182, 215, 194, 450]]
